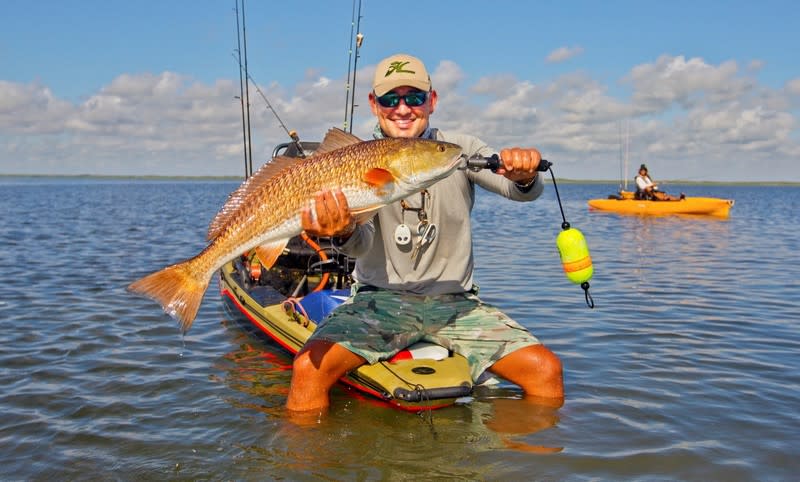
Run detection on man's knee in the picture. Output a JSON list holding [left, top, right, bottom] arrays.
[[291, 351, 317, 378], [516, 344, 561, 378], [291, 340, 365, 383], [536, 346, 563, 380], [491, 344, 561, 378]]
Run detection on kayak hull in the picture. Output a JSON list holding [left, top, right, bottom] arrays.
[[587, 196, 734, 217]]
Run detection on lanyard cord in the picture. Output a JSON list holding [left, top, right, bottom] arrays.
[[545, 166, 570, 230], [541, 164, 594, 309]]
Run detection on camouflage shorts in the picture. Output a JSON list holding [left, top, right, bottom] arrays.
[[308, 285, 540, 381]]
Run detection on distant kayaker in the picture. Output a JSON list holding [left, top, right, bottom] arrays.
[[289, 53, 564, 414], [635, 164, 684, 201]]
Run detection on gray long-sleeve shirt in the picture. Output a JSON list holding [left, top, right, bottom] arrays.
[[337, 129, 544, 295]]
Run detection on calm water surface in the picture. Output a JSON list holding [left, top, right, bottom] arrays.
[[1, 177, 798, 480]]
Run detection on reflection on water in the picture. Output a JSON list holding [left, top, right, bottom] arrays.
[[1, 179, 799, 480], [218, 318, 563, 474]]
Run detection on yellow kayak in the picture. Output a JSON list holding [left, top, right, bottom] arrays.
[[219, 244, 474, 411], [588, 192, 734, 218]]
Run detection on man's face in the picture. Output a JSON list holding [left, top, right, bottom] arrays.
[[369, 86, 438, 138]]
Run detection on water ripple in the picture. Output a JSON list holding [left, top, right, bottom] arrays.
[[1, 179, 799, 479]]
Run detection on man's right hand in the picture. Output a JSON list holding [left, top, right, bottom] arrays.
[[301, 189, 355, 238]]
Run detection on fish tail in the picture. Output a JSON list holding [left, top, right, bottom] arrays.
[[127, 260, 209, 332]]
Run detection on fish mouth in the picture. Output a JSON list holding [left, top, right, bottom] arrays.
[[456, 154, 471, 170], [446, 152, 464, 170], [430, 149, 465, 181]]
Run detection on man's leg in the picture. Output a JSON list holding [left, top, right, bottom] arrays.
[[430, 294, 564, 407], [287, 289, 426, 412], [489, 344, 564, 407], [286, 339, 365, 412]]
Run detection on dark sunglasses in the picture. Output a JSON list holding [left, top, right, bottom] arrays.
[[375, 90, 429, 108]]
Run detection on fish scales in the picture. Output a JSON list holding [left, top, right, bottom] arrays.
[[128, 129, 463, 331]]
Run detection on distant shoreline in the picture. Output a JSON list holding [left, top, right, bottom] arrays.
[[1, 173, 798, 187]]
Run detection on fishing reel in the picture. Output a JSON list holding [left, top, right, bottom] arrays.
[[461, 154, 595, 308]]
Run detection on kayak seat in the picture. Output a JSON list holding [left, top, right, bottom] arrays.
[[299, 289, 350, 324]]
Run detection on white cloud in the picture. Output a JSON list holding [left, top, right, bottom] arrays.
[[628, 55, 751, 111], [748, 59, 765, 72], [430, 60, 465, 94], [312, 76, 331, 89], [786, 78, 800, 96], [0, 81, 73, 134], [103, 72, 185, 98], [471, 74, 518, 96], [546, 46, 584, 63], [1, 54, 798, 181]]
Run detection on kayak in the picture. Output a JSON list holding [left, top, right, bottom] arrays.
[[588, 191, 734, 217], [219, 242, 474, 411]]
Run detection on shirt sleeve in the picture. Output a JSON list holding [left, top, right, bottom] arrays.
[[635, 175, 651, 190], [333, 217, 375, 258]]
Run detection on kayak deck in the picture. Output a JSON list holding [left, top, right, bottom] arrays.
[[219, 255, 474, 410]]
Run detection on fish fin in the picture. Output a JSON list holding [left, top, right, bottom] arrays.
[[312, 127, 363, 155], [352, 210, 379, 225], [254, 239, 289, 270], [348, 202, 386, 224], [127, 260, 209, 333], [362, 168, 395, 187], [207, 156, 301, 240]]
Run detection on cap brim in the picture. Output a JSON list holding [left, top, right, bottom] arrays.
[[373, 79, 431, 96]]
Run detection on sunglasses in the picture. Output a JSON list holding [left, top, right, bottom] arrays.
[[375, 90, 429, 108]]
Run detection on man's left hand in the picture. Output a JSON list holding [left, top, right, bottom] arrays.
[[497, 147, 542, 183], [301, 189, 355, 238]]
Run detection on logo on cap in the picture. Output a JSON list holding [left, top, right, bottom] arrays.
[[385, 61, 415, 77]]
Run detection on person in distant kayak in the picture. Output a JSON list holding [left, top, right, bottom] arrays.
[[289, 53, 563, 414], [635, 164, 684, 201]]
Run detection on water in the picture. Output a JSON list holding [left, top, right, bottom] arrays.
[[1, 177, 798, 480]]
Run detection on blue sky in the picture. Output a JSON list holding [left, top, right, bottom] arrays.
[[1, 0, 798, 181]]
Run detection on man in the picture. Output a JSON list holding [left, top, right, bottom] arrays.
[[288, 53, 563, 413]]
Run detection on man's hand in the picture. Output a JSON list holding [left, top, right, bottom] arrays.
[[301, 189, 356, 238], [497, 147, 542, 184]]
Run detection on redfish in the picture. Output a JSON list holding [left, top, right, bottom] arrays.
[[128, 128, 463, 331]]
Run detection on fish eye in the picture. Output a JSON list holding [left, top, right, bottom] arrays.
[[437, 145, 445, 152]]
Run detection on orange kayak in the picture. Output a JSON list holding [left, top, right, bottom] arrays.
[[588, 195, 734, 218]]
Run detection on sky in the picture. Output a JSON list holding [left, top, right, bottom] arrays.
[[1, 0, 798, 182]]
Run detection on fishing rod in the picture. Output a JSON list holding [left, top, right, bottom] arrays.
[[343, 0, 364, 133], [234, 0, 253, 178], [230, 54, 306, 160], [349, 31, 364, 134], [343, 0, 357, 131], [233, 0, 303, 178], [618, 120, 624, 192], [623, 120, 629, 192], [242, 3, 254, 176], [462, 155, 595, 308], [233, 0, 249, 178]]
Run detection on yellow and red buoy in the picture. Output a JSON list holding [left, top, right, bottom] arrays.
[[556, 227, 593, 285]]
